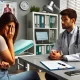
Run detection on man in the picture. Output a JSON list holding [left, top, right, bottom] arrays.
[[45, 8, 80, 80]]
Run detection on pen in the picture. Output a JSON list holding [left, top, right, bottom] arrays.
[[58, 62, 66, 66]]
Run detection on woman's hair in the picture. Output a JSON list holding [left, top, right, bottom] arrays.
[[60, 8, 77, 21], [0, 12, 19, 43]]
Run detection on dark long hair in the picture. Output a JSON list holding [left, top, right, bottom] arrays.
[[0, 12, 19, 43]]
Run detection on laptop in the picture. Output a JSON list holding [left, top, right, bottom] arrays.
[[35, 31, 49, 44]]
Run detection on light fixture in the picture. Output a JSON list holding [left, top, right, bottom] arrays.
[[43, 1, 60, 13]]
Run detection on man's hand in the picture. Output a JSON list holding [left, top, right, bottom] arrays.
[[49, 50, 62, 60], [0, 61, 10, 69]]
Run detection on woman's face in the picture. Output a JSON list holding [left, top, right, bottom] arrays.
[[3, 22, 15, 35]]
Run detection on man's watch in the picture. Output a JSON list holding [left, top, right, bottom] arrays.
[[61, 55, 68, 61]]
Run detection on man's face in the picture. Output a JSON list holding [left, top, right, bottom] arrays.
[[61, 15, 73, 29]]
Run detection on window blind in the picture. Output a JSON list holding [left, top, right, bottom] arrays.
[[60, 0, 68, 10], [59, 0, 68, 33], [67, 0, 80, 26], [60, 0, 80, 30]]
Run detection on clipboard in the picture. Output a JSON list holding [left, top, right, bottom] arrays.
[[40, 60, 75, 71]]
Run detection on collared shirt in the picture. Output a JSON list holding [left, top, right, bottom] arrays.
[[63, 26, 78, 60], [66, 26, 76, 47]]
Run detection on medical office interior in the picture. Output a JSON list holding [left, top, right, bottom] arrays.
[[0, 0, 80, 80]]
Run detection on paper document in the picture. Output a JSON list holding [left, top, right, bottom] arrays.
[[64, 53, 80, 62], [40, 60, 75, 71]]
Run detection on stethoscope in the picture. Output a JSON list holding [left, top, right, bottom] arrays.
[[62, 26, 79, 55], [75, 26, 79, 48]]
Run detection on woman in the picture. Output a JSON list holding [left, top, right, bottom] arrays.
[[0, 12, 40, 80]]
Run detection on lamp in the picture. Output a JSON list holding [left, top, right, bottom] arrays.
[[43, 1, 60, 13]]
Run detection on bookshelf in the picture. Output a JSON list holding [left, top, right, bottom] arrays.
[[27, 12, 58, 55]]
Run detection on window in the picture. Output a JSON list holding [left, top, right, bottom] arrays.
[[60, 0, 80, 32], [67, 0, 80, 26]]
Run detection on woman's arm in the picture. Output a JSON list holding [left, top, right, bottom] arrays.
[[0, 27, 15, 65], [0, 61, 10, 69], [0, 38, 15, 65], [7, 39, 15, 64]]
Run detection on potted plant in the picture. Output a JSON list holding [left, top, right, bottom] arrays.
[[30, 6, 40, 12], [30, 6, 35, 12], [35, 7, 40, 12]]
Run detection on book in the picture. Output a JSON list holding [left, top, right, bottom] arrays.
[[40, 60, 75, 71], [14, 39, 34, 56]]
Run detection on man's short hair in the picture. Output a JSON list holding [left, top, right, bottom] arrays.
[[60, 8, 77, 21]]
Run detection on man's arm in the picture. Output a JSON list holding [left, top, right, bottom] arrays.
[[49, 33, 63, 60]]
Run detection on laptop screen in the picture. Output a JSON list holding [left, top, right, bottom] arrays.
[[35, 29, 49, 44], [36, 32, 48, 41]]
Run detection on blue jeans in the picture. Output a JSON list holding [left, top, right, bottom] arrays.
[[0, 70, 40, 80]]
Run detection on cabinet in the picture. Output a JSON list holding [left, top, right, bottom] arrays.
[[27, 12, 58, 55]]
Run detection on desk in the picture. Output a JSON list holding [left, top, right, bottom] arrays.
[[15, 52, 34, 70], [18, 54, 80, 80]]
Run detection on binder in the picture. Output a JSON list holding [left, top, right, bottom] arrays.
[[52, 17, 56, 28], [49, 45, 52, 51], [46, 45, 50, 54], [36, 15, 39, 28], [39, 15, 42, 28], [41, 46, 45, 54], [40, 60, 75, 71], [39, 15, 45, 28], [34, 14, 37, 27], [45, 15, 49, 28], [36, 45, 42, 55], [14, 39, 34, 56], [49, 30, 55, 43], [51, 45, 54, 48], [39, 45, 42, 55], [42, 15, 45, 28], [50, 16, 53, 28], [36, 45, 39, 55]]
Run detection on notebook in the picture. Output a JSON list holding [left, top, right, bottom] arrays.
[[14, 39, 34, 56], [40, 60, 75, 71]]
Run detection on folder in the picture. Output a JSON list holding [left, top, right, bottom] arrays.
[[40, 60, 75, 71], [36, 45, 42, 55], [52, 17, 56, 28], [36, 45, 39, 55], [45, 15, 49, 28], [36, 15, 39, 28], [34, 14, 37, 27], [46, 45, 50, 54], [41, 46, 45, 54], [50, 16, 53, 28], [39, 45, 42, 55], [14, 39, 34, 56], [39, 15, 45, 28], [39, 15, 43, 28]]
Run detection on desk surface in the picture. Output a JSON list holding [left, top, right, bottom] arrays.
[[18, 54, 80, 80]]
